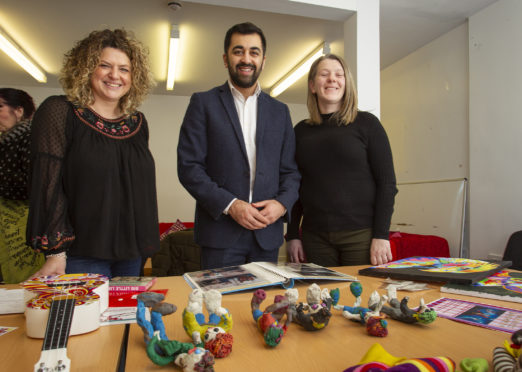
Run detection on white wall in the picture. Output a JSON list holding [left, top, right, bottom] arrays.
[[382, 0, 522, 260], [141, 94, 192, 222], [468, 0, 522, 260], [381, 24, 469, 256], [12, 85, 308, 223], [382, 24, 469, 183]]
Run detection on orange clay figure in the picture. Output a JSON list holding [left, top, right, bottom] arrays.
[[251, 288, 297, 347]]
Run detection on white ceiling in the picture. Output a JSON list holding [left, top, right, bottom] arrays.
[[0, 0, 497, 104]]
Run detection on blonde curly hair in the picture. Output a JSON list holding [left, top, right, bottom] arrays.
[[59, 29, 155, 115]]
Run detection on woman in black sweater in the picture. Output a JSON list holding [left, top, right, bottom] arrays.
[[286, 54, 397, 266]]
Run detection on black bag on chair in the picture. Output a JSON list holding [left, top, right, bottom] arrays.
[[503, 231, 522, 271]]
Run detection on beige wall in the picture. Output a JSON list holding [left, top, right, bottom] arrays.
[[381, 24, 469, 256], [382, 23, 469, 183], [382, 0, 522, 260], [468, 0, 522, 260]]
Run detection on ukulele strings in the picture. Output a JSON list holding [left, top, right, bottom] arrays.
[[43, 283, 75, 352]]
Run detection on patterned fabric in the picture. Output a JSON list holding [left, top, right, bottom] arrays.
[[493, 346, 518, 372], [345, 357, 456, 372], [344, 343, 456, 372], [74, 106, 142, 138], [159, 220, 188, 241], [31, 232, 75, 253], [0, 120, 31, 200]]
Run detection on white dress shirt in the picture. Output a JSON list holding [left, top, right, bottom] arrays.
[[224, 80, 261, 212]]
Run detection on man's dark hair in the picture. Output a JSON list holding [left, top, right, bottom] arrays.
[[224, 22, 266, 55]]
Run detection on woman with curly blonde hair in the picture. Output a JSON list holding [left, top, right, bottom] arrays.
[[28, 29, 159, 278]]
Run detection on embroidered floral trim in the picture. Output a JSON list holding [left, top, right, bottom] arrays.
[[73, 106, 142, 139], [31, 232, 75, 252]]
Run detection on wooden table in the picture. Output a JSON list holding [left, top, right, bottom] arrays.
[[2, 266, 519, 371], [125, 266, 522, 372], [0, 284, 126, 372]]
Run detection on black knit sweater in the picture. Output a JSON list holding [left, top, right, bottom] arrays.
[[287, 111, 397, 240]]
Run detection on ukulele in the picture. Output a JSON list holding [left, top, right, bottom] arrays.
[[23, 274, 109, 372]]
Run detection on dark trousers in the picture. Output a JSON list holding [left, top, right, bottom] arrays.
[[66, 256, 142, 279], [302, 228, 372, 267], [201, 229, 279, 269]]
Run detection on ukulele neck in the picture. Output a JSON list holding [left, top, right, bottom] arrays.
[[34, 296, 76, 372]]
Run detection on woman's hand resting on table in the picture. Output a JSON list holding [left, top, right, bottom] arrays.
[[370, 238, 393, 266], [287, 239, 306, 263], [31, 256, 66, 278]]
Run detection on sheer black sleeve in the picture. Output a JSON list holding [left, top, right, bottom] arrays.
[[26, 96, 75, 254]]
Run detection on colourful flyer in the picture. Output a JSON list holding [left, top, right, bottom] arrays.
[[0, 326, 17, 336], [426, 297, 522, 333]]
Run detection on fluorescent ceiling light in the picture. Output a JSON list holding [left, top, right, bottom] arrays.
[[270, 42, 328, 98], [166, 24, 180, 91], [0, 27, 46, 83]]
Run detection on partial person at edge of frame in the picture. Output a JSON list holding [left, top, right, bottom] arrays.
[[177, 22, 301, 270], [286, 53, 398, 267], [0, 88, 45, 283], [27, 29, 159, 278]]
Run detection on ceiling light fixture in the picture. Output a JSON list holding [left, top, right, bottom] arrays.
[[270, 42, 329, 98], [0, 27, 46, 83], [166, 24, 180, 91], [167, 1, 182, 11]]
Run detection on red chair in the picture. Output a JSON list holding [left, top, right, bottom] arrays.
[[389, 231, 450, 260]]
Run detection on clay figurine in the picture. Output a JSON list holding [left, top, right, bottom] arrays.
[[182, 289, 234, 358], [174, 346, 215, 372], [368, 287, 437, 325], [137, 292, 176, 342], [291, 283, 335, 331], [333, 282, 387, 324], [250, 288, 297, 347], [135, 292, 215, 371], [365, 315, 388, 337]]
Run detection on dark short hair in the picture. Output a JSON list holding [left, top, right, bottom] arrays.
[[0, 88, 35, 120], [224, 22, 266, 55]]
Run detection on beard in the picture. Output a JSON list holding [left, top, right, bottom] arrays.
[[227, 62, 262, 89]]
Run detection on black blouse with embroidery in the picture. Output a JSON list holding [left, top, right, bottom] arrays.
[[27, 95, 159, 260], [0, 120, 31, 200]]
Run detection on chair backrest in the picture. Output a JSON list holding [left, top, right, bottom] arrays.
[[503, 231, 522, 271]]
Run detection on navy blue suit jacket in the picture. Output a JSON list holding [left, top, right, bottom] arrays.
[[177, 82, 300, 250]]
